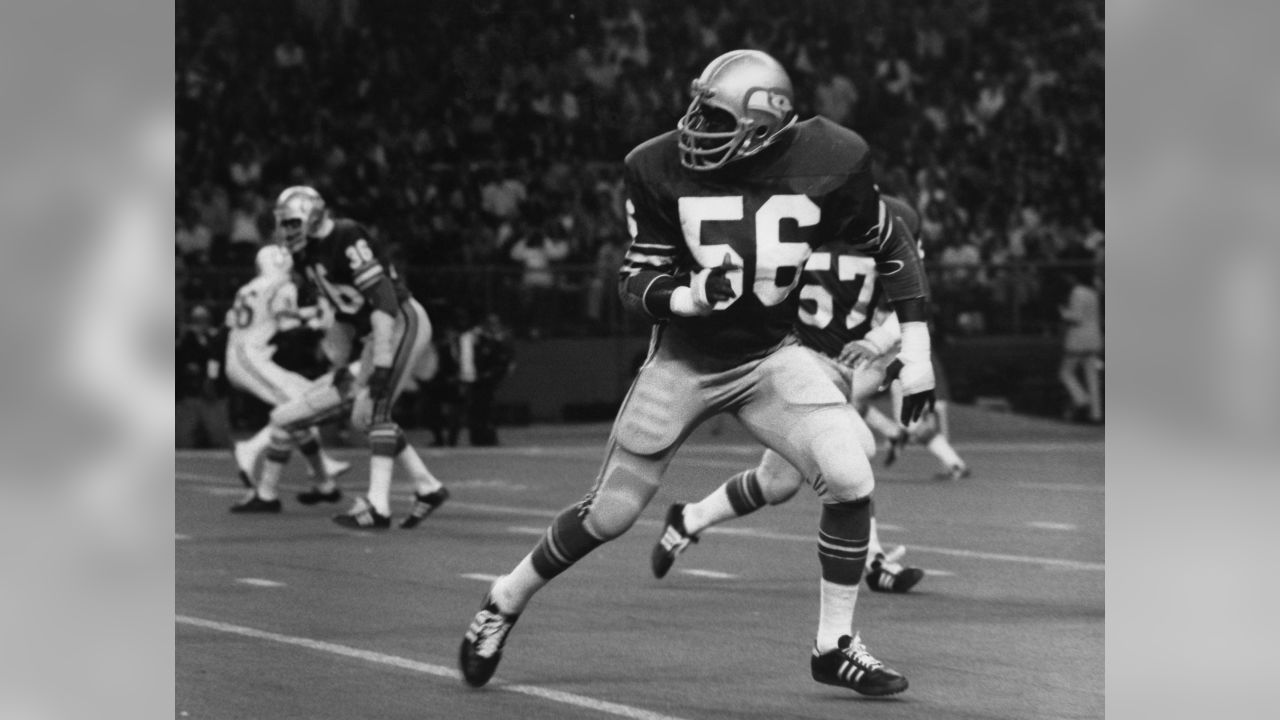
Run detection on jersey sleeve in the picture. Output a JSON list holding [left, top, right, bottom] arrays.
[[617, 159, 690, 319]]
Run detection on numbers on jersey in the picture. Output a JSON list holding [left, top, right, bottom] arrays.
[[798, 253, 877, 330], [677, 194, 821, 309], [306, 265, 365, 315], [345, 238, 375, 269], [231, 289, 256, 329]]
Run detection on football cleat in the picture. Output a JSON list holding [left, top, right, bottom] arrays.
[[883, 432, 909, 467], [865, 549, 925, 594], [650, 503, 699, 579], [322, 456, 351, 479], [459, 594, 520, 688], [400, 487, 450, 529], [332, 496, 391, 529], [230, 493, 281, 514], [296, 486, 343, 505], [936, 464, 971, 482], [811, 633, 908, 697], [232, 441, 258, 488]]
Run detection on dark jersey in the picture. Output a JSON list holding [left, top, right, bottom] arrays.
[[295, 218, 411, 334], [619, 117, 928, 360], [796, 196, 922, 357]]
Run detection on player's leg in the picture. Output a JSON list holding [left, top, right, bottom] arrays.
[[460, 330, 711, 687], [1084, 352, 1104, 422], [1058, 353, 1090, 420], [651, 449, 801, 578], [736, 346, 906, 696], [337, 300, 443, 529], [393, 305, 450, 528], [230, 377, 352, 513], [863, 509, 926, 594]]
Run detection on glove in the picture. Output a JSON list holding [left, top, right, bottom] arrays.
[[367, 365, 393, 402], [671, 254, 740, 317], [332, 365, 355, 394], [897, 322, 936, 425]]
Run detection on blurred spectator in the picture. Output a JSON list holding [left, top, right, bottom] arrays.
[[509, 225, 570, 336], [458, 313, 517, 446], [1057, 260, 1104, 423], [176, 305, 231, 448]]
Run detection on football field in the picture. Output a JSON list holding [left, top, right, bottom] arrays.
[[176, 406, 1103, 720]]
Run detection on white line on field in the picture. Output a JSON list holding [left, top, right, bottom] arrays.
[[176, 473, 1101, 571], [506, 526, 546, 535], [921, 569, 956, 577], [1026, 521, 1078, 531], [176, 533, 191, 541], [176, 615, 691, 720], [1015, 482, 1103, 493], [678, 569, 737, 580], [236, 578, 286, 588], [460, 573, 501, 583]]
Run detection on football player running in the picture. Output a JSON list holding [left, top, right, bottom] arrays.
[[649, 195, 934, 595], [225, 244, 349, 497], [233, 187, 449, 529], [459, 51, 935, 697]]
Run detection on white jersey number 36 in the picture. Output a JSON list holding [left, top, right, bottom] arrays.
[[677, 195, 820, 310]]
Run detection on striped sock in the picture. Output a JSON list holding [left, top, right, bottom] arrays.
[[683, 469, 766, 536], [257, 431, 294, 501], [296, 430, 329, 481], [528, 503, 605, 581], [367, 423, 399, 516], [815, 496, 872, 652], [724, 469, 767, 516]]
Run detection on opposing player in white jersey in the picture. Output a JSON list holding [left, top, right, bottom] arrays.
[[225, 245, 348, 496], [649, 195, 931, 594]]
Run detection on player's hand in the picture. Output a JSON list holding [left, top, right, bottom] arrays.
[[349, 389, 374, 432], [332, 365, 355, 394], [838, 339, 881, 368], [689, 253, 739, 312], [367, 365, 393, 402], [898, 358, 936, 425]]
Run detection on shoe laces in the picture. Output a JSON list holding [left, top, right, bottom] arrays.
[[661, 525, 693, 554], [844, 634, 884, 671], [471, 608, 514, 657]]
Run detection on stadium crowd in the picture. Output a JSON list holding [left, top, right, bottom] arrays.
[[177, 0, 1104, 338]]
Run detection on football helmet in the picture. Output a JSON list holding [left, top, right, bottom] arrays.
[[255, 243, 293, 278], [677, 50, 797, 171], [274, 185, 326, 252]]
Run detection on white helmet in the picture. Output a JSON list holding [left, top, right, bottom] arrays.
[[255, 243, 294, 278], [677, 50, 797, 171], [274, 185, 326, 252]]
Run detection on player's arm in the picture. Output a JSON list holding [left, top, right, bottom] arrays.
[[268, 282, 305, 331], [837, 171, 935, 423], [350, 240, 402, 402], [617, 161, 734, 319]]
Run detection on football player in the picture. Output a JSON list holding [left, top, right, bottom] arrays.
[[232, 187, 449, 529], [649, 195, 932, 595], [459, 51, 934, 697], [225, 244, 349, 495]]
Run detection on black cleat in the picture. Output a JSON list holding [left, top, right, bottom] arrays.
[[865, 550, 925, 594], [297, 487, 344, 505], [811, 634, 908, 697], [459, 595, 520, 688], [883, 432, 909, 467], [332, 497, 391, 529], [400, 487, 450, 528], [650, 503, 698, 579], [230, 493, 281, 514]]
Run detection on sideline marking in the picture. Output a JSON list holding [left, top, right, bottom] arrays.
[[460, 573, 501, 583], [176, 615, 691, 720], [236, 578, 286, 588], [176, 473, 1102, 571], [678, 569, 737, 580], [1027, 521, 1078, 531]]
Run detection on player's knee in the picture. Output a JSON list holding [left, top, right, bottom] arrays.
[[808, 422, 876, 502], [582, 464, 657, 540], [756, 461, 803, 505]]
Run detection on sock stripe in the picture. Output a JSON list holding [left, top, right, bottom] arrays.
[[726, 470, 767, 516], [530, 505, 605, 580], [818, 529, 871, 550]]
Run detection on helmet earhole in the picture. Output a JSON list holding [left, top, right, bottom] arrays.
[[754, 126, 769, 139]]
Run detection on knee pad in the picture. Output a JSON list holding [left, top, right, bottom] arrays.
[[755, 451, 804, 505], [582, 463, 658, 541], [805, 411, 876, 502], [271, 382, 348, 431], [615, 363, 699, 457]]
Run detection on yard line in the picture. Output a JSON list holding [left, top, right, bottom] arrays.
[[678, 569, 737, 580], [177, 616, 691, 720], [175, 473, 1102, 571], [1015, 481, 1104, 493], [460, 573, 501, 583], [1026, 521, 1078, 531], [236, 578, 286, 588]]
